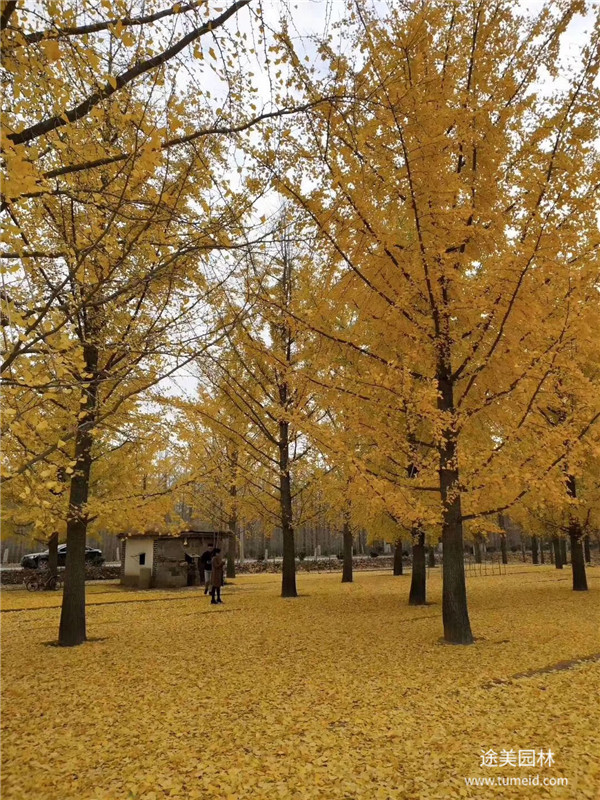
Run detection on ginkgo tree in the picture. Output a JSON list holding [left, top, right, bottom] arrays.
[[1, 0, 252, 185], [187, 214, 333, 597], [1, 74, 257, 645], [262, 0, 600, 643], [1, 0, 320, 646]]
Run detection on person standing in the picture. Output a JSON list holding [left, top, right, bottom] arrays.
[[210, 548, 224, 604], [200, 544, 214, 595]]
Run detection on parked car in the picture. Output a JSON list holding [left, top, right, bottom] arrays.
[[21, 545, 104, 570]]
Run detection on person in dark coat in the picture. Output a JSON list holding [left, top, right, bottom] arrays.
[[210, 548, 224, 604], [200, 545, 214, 595]]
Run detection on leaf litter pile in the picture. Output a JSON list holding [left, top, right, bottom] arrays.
[[2, 567, 598, 800]]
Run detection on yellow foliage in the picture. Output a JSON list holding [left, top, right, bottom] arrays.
[[1, 568, 599, 799]]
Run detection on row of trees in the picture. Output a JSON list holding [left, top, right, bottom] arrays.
[[2, 0, 599, 645]]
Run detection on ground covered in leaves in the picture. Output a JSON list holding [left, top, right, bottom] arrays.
[[2, 566, 599, 800]]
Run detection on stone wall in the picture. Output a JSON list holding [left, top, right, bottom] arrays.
[[152, 538, 188, 588], [0, 565, 121, 586]]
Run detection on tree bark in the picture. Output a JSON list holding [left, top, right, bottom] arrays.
[[438, 367, 473, 644], [226, 463, 237, 579], [58, 343, 98, 646], [341, 513, 353, 583], [569, 526, 588, 591], [47, 531, 59, 582], [583, 535, 591, 565], [408, 528, 426, 605], [393, 539, 403, 575], [500, 535, 508, 565], [474, 535, 482, 564], [566, 475, 587, 591], [279, 415, 297, 598], [531, 535, 539, 565], [560, 537, 568, 566], [226, 525, 236, 579], [0, 1, 17, 31], [552, 536, 563, 569], [428, 545, 436, 568], [358, 530, 365, 555]]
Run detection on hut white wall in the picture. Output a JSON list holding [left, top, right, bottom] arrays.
[[123, 539, 154, 579]]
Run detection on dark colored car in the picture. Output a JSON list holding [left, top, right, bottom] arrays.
[[21, 545, 104, 570]]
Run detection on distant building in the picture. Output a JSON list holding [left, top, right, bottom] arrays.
[[118, 530, 232, 589]]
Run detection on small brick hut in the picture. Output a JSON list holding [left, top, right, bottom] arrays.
[[118, 530, 232, 589]]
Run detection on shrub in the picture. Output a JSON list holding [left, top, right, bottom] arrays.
[[369, 550, 379, 558], [297, 551, 306, 561]]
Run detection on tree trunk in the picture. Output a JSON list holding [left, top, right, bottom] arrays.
[[539, 538, 545, 565], [521, 536, 527, 562], [560, 537, 568, 566], [438, 367, 473, 645], [58, 343, 98, 647], [226, 470, 237, 579], [226, 527, 236, 579], [357, 530, 365, 555], [393, 539, 403, 575], [474, 535, 482, 564], [569, 527, 588, 591], [428, 544, 436, 568], [47, 531, 59, 582], [341, 513, 353, 583], [500, 535, 508, 565], [583, 535, 591, 565], [552, 536, 563, 569], [531, 535, 539, 565], [408, 528, 426, 605], [279, 417, 297, 598], [566, 475, 587, 591]]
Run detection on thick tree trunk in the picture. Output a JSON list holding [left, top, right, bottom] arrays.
[[583, 535, 591, 565], [408, 528, 426, 605], [58, 343, 98, 646], [531, 536, 539, 565], [560, 537, 568, 566], [552, 536, 563, 569], [566, 475, 587, 591], [279, 417, 297, 598], [570, 527, 588, 591], [341, 514, 353, 583], [47, 531, 59, 582], [500, 535, 508, 564], [438, 367, 473, 645], [393, 539, 403, 576]]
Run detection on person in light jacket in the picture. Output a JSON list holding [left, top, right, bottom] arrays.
[[210, 548, 224, 604]]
